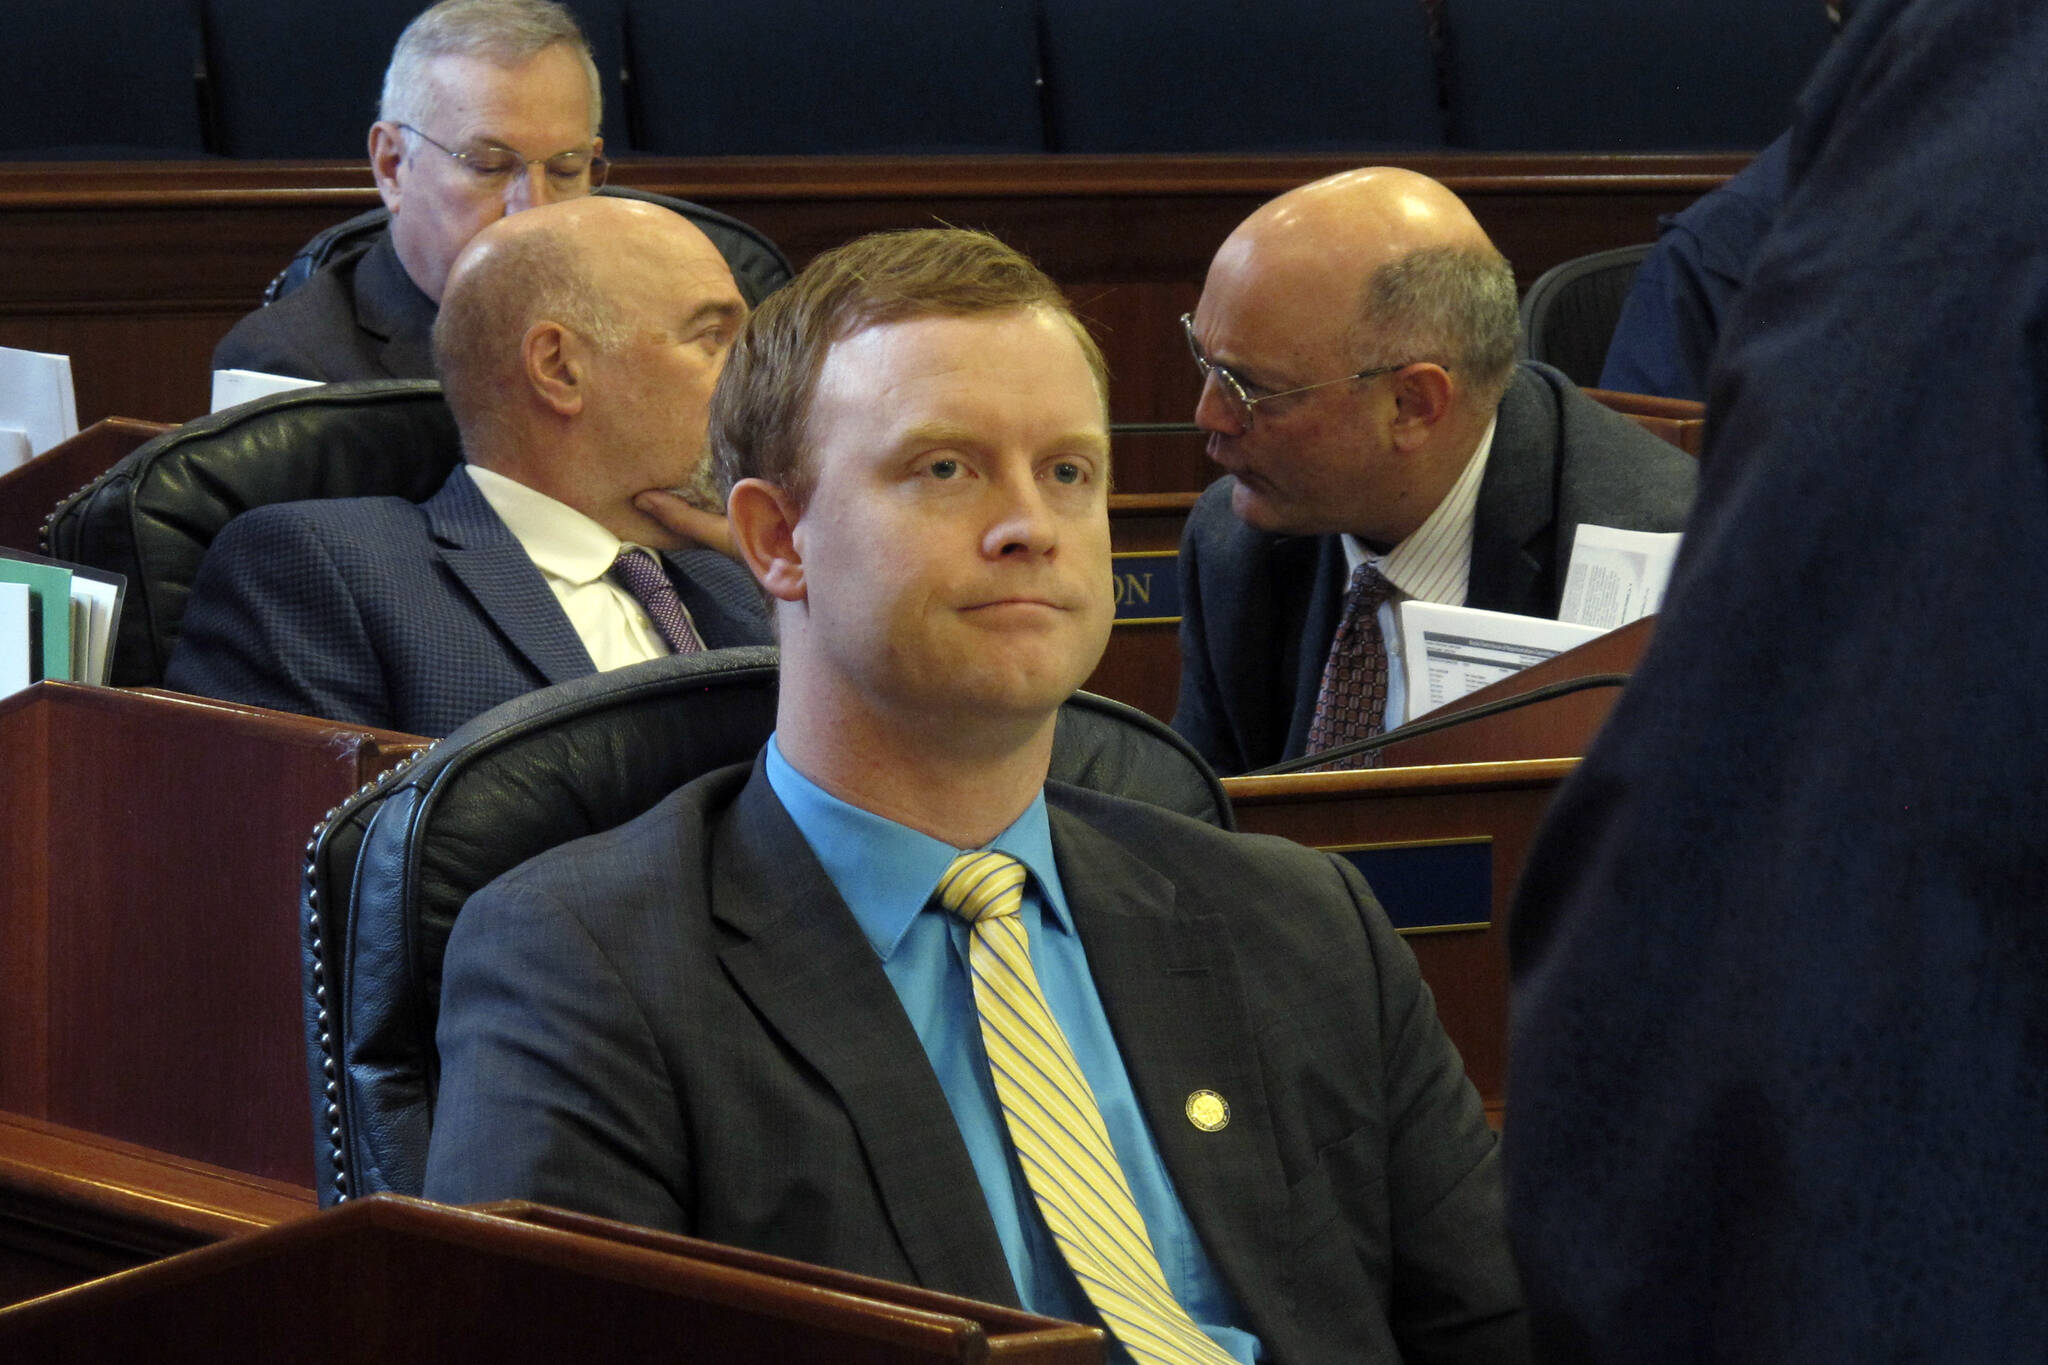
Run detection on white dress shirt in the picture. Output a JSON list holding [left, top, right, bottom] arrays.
[[466, 464, 688, 671], [1338, 415, 1498, 730]]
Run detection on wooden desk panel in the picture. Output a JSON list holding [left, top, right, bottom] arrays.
[[0, 1194, 1106, 1363], [0, 1110, 313, 1308], [0, 684, 427, 1188], [0, 418, 170, 553], [0, 154, 1742, 433]]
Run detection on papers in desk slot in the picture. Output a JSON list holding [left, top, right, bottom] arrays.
[[1558, 524, 1683, 629], [1394, 524, 1682, 722], [0, 547, 127, 689], [1396, 602, 1604, 723], [0, 582, 29, 700], [0, 345, 79, 474], [211, 368, 323, 413]]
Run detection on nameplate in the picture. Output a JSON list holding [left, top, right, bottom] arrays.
[[1110, 550, 1180, 624], [1328, 837, 1493, 935]]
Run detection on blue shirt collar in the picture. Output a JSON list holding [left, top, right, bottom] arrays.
[[764, 734, 1073, 961]]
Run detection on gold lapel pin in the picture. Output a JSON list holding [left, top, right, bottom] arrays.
[[1185, 1089, 1230, 1132]]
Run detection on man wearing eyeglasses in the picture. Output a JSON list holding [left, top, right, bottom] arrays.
[[213, 0, 608, 383], [1172, 167, 1698, 775]]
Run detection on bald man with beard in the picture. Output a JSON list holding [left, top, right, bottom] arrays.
[[168, 196, 771, 738], [1173, 168, 1698, 775]]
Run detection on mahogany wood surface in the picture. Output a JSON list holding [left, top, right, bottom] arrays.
[[0, 683, 427, 1189], [0, 417, 170, 553], [0, 1194, 1107, 1363], [1225, 758, 1579, 1110], [1586, 388, 1707, 456], [0, 1110, 312, 1308], [0, 154, 1741, 435]]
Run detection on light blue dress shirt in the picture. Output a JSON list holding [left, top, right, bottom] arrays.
[[765, 737, 1260, 1364]]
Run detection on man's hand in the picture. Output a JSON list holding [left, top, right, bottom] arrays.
[[634, 489, 736, 559]]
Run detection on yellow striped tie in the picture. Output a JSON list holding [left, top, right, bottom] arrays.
[[936, 850, 1236, 1365]]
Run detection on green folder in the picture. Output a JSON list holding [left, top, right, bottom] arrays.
[[0, 556, 71, 681]]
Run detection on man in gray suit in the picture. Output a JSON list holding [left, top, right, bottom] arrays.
[[168, 195, 766, 737], [424, 227, 1528, 1364], [213, 0, 607, 381], [1174, 168, 1697, 774]]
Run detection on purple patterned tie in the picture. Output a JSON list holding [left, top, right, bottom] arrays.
[[611, 548, 704, 655], [1303, 562, 1396, 769]]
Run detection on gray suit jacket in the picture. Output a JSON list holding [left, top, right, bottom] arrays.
[[212, 229, 438, 383], [425, 761, 1528, 1365], [164, 465, 770, 738], [1173, 362, 1698, 774]]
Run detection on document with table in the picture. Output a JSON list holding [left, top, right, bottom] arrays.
[[1397, 523, 1682, 721]]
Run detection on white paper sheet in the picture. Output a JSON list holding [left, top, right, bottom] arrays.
[[1397, 601, 1605, 722], [1558, 524, 1683, 629]]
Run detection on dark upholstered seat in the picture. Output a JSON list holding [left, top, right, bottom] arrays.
[[301, 648, 1233, 1204], [1519, 243, 1656, 387], [43, 381, 458, 686]]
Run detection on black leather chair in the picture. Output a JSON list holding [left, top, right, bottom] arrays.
[[1518, 244, 1656, 388], [1038, 0, 1443, 152], [262, 185, 794, 308], [42, 381, 458, 687], [301, 648, 1232, 1204]]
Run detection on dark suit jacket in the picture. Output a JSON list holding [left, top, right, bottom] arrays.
[[164, 465, 770, 738], [1508, 1, 2048, 1358], [212, 229, 438, 382], [1172, 362, 1698, 774], [425, 761, 1529, 1365]]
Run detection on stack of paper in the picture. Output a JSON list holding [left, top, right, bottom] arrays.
[[1394, 523, 1683, 723], [0, 548, 126, 697], [0, 345, 80, 476], [211, 368, 323, 413]]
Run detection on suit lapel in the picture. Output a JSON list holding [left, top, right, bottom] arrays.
[[710, 767, 1020, 1305], [1469, 364, 1557, 615], [1049, 799, 1296, 1334], [425, 468, 596, 686], [351, 231, 438, 379]]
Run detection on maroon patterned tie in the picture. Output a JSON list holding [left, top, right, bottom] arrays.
[[610, 548, 704, 655], [1303, 563, 1396, 769]]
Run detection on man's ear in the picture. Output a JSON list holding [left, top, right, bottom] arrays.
[[369, 122, 406, 212], [523, 320, 586, 416], [1388, 363, 1455, 452], [727, 477, 806, 602]]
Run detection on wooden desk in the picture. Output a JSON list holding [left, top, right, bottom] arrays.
[[0, 1110, 312, 1308], [0, 1194, 1106, 1362], [0, 683, 427, 1188], [0, 417, 169, 553]]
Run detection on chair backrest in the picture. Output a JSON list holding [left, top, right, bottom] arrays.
[[43, 381, 458, 686], [1442, 0, 1833, 151], [1519, 244, 1656, 388], [6, 0, 208, 158], [622, 0, 1045, 154], [200, 0, 633, 157], [1038, 0, 1442, 152], [302, 649, 1232, 1204], [262, 185, 794, 309]]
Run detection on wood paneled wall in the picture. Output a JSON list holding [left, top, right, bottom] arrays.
[[0, 153, 1742, 440]]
